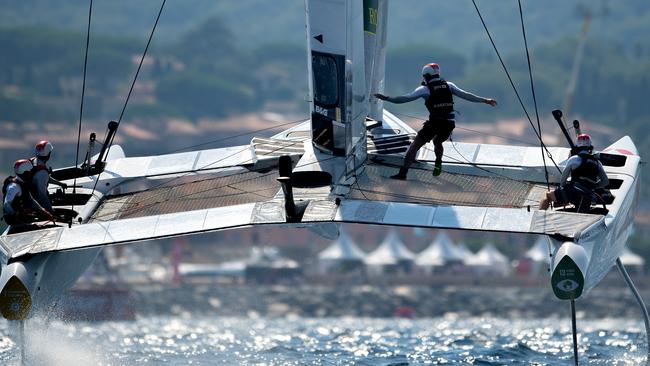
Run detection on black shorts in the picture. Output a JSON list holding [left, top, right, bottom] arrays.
[[554, 185, 592, 207], [417, 119, 455, 143]]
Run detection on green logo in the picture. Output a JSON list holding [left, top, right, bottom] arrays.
[[364, 0, 378, 34], [551, 256, 585, 300]]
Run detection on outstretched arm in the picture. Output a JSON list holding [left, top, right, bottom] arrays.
[[374, 86, 428, 104], [448, 82, 497, 106]]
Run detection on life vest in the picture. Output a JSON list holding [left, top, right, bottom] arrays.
[[571, 153, 601, 189], [424, 78, 454, 120], [2, 176, 28, 212]]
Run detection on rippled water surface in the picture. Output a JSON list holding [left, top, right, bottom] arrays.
[[0, 316, 646, 365]]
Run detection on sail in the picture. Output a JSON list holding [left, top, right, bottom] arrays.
[[363, 0, 389, 121]]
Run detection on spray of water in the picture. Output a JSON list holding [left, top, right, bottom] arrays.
[[6, 315, 110, 366]]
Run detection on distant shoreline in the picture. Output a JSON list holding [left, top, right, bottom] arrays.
[[64, 274, 650, 320]]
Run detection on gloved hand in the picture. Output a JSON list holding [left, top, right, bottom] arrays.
[[374, 93, 388, 101], [60, 183, 68, 190]]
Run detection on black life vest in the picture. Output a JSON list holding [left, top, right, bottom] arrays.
[[2, 176, 28, 212], [571, 153, 601, 189], [424, 78, 454, 120]]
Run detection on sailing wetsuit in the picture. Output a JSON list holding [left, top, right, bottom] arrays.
[[3, 176, 49, 225], [554, 153, 609, 209], [30, 156, 64, 213], [385, 77, 492, 143]]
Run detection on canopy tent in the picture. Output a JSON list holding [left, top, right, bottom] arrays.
[[456, 242, 476, 261], [518, 236, 555, 277], [466, 243, 511, 276], [525, 236, 554, 263], [416, 230, 464, 267], [245, 247, 302, 284], [317, 229, 367, 274], [366, 230, 415, 274]]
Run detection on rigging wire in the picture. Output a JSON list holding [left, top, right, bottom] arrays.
[[390, 112, 554, 196], [71, 0, 94, 215], [89, 133, 315, 221], [518, 0, 550, 190], [86, 115, 308, 222], [107, 133, 307, 207], [470, 0, 561, 174], [393, 112, 536, 146], [89, 0, 166, 198], [162, 117, 306, 155]]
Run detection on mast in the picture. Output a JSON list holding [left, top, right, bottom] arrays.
[[305, 0, 368, 173]]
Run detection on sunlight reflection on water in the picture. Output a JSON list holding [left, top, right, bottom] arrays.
[[0, 316, 646, 365]]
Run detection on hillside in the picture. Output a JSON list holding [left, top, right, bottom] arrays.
[[1, 1, 649, 56]]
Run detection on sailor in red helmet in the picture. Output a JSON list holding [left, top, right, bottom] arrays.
[[539, 134, 609, 212], [2, 159, 54, 226], [375, 62, 497, 179], [31, 140, 67, 213]]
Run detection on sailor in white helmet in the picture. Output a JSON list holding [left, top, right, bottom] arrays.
[[375, 62, 497, 179], [539, 134, 609, 212], [2, 159, 54, 226], [31, 140, 67, 213]]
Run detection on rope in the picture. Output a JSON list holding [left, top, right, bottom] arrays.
[[470, 0, 561, 174], [518, 0, 550, 190], [89, 0, 166, 198], [72, 0, 93, 214], [393, 111, 536, 145]]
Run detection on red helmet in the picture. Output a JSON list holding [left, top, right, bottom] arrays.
[[421, 63, 440, 77], [576, 134, 592, 148], [35, 140, 53, 157], [14, 159, 32, 175]]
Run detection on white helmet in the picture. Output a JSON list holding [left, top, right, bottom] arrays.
[[422, 63, 440, 77], [14, 159, 32, 175], [34, 140, 53, 157], [576, 134, 592, 148]]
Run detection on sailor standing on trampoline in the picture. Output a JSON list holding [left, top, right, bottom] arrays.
[[375, 63, 497, 179]]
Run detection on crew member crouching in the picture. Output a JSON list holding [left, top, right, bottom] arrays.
[[539, 134, 609, 213], [3, 159, 54, 226]]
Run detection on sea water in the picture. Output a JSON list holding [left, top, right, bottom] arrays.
[[0, 316, 645, 365]]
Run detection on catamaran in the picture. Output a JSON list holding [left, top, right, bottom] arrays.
[[0, 1, 644, 363]]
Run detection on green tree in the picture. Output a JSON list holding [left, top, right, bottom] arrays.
[[155, 71, 256, 120]]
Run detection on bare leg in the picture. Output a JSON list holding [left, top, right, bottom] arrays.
[[539, 191, 556, 210], [391, 137, 427, 179]]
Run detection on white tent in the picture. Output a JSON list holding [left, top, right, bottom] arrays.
[[519, 236, 555, 277], [525, 236, 554, 263], [466, 243, 511, 276], [416, 231, 463, 267], [456, 242, 476, 261], [317, 230, 366, 274], [366, 230, 415, 274]]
